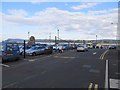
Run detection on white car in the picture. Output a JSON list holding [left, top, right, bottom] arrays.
[[77, 45, 88, 52]]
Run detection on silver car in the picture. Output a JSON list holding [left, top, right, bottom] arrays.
[[25, 46, 45, 56], [77, 45, 88, 52]]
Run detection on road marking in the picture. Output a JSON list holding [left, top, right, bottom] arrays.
[[89, 69, 100, 73], [28, 59, 35, 62], [105, 60, 109, 89], [82, 65, 91, 68], [115, 72, 120, 75], [23, 59, 28, 60], [88, 83, 93, 90], [54, 56, 76, 59], [54, 56, 59, 58], [94, 84, 98, 90], [110, 79, 120, 89], [88, 83, 98, 90], [41, 71, 47, 74], [64, 61, 68, 64], [3, 82, 17, 88], [100, 50, 108, 60], [93, 52, 97, 55], [0, 64, 10, 67], [61, 57, 76, 59]]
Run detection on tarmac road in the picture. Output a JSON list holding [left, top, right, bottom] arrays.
[[2, 49, 109, 89]]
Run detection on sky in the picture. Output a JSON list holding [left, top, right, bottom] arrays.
[[0, 1, 119, 41]]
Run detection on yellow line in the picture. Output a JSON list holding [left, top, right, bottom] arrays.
[[94, 84, 98, 90], [88, 83, 93, 90]]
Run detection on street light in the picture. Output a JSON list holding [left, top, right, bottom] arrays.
[[58, 29, 59, 44], [111, 22, 119, 47], [96, 34, 97, 44], [49, 32, 51, 45], [28, 32, 30, 40]]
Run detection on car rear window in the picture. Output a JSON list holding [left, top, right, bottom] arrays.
[[7, 44, 19, 51]]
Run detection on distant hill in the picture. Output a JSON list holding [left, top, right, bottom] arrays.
[[4, 38, 117, 44], [5, 39, 25, 43]]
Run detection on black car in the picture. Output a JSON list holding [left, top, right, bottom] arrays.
[[37, 44, 53, 54]]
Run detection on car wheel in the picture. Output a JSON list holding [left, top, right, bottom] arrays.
[[32, 52, 36, 56]]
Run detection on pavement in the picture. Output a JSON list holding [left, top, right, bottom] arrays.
[[1, 48, 119, 89], [104, 49, 120, 89]]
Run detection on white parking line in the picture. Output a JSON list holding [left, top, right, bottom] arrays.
[[0, 64, 10, 67], [3, 82, 17, 88], [28, 59, 35, 62], [110, 79, 120, 89], [100, 50, 108, 60], [105, 60, 108, 89], [93, 52, 97, 55]]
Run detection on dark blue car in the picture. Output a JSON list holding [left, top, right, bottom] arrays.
[[109, 45, 117, 49], [2, 41, 20, 61]]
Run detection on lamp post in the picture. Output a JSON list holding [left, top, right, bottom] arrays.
[[111, 22, 118, 48], [96, 34, 97, 44], [49, 32, 51, 45], [58, 29, 59, 44], [28, 32, 30, 40]]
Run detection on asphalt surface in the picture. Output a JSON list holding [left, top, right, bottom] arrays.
[[2, 49, 111, 89], [104, 49, 120, 89]]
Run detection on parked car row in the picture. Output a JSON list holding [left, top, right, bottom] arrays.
[[52, 44, 77, 51], [2, 42, 54, 61], [19, 44, 53, 56]]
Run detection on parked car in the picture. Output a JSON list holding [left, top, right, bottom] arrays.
[[62, 44, 69, 50], [2, 41, 20, 61], [25, 46, 45, 56], [109, 45, 117, 49], [19, 45, 31, 55], [53, 45, 58, 50], [38, 44, 53, 54], [77, 45, 88, 52]]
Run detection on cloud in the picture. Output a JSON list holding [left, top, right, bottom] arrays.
[[88, 8, 119, 15], [1, 7, 118, 40], [2, 0, 119, 2], [71, 3, 98, 10], [30, 0, 44, 4], [7, 9, 28, 16]]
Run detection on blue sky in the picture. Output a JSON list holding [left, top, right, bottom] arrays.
[[2, 2, 117, 14], [0, 2, 118, 41]]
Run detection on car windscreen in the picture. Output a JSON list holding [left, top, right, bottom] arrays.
[[38, 47, 45, 49], [78, 46, 84, 48], [31, 47, 38, 50]]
